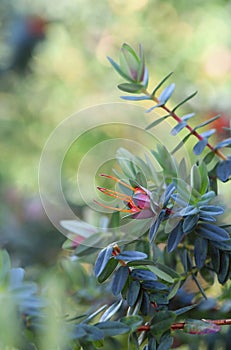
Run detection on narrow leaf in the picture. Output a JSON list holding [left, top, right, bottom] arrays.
[[94, 247, 113, 278], [193, 139, 208, 155], [167, 222, 184, 252], [145, 114, 170, 130], [151, 72, 173, 96], [216, 159, 231, 182], [215, 137, 231, 149], [112, 266, 129, 296], [159, 83, 175, 104], [194, 115, 221, 130], [197, 223, 230, 242], [172, 91, 197, 112], [99, 300, 123, 322], [194, 237, 208, 269], [171, 121, 187, 136]]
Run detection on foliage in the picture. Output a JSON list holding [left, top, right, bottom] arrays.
[[1, 40, 231, 349]]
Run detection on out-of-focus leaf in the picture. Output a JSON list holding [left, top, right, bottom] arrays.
[[172, 91, 197, 112], [158, 332, 174, 350], [216, 159, 231, 182], [193, 138, 208, 155], [111, 266, 129, 296], [203, 151, 215, 165], [184, 319, 220, 334], [99, 300, 123, 322], [218, 252, 230, 284], [60, 220, 97, 238], [151, 72, 173, 96], [150, 311, 176, 336], [181, 112, 196, 121], [171, 121, 187, 136], [215, 137, 231, 149], [145, 114, 170, 130], [174, 304, 196, 316], [74, 324, 104, 341], [159, 83, 175, 104], [171, 133, 192, 154], [200, 129, 216, 139], [118, 83, 144, 93], [121, 315, 143, 332], [127, 280, 141, 307], [194, 237, 208, 269], [194, 115, 220, 130], [96, 321, 130, 336], [128, 332, 139, 350], [148, 265, 177, 283]]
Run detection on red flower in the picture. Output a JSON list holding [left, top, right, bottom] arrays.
[[96, 174, 155, 219]]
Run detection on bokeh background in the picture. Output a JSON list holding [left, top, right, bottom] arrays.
[[0, 0, 231, 280], [0, 1, 231, 349]]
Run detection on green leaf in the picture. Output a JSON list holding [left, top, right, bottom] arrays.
[[118, 83, 144, 93], [171, 133, 192, 154], [150, 311, 176, 336], [97, 258, 118, 283], [145, 114, 170, 130], [148, 266, 175, 283], [172, 91, 197, 112], [190, 164, 201, 192], [121, 315, 143, 332], [194, 115, 220, 130], [96, 321, 130, 336], [167, 280, 181, 300], [151, 72, 173, 96], [107, 56, 134, 82], [184, 319, 220, 334]]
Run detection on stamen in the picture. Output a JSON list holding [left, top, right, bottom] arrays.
[[97, 186, 132, 202], [94, 200, 138, 213], [100, 174, 135, 191]]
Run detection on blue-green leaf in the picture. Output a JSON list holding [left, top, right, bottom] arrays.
[[183, 214, 199, 234], [112, 266, 129, 296], [167, 222, 184, 252], [94, 247, 113, 278], [145, 114, 170, 130], [120, 94, 151, 100], [115, 251, 147, 262], [131, 269, 157, 281], [197, 223, 230, 242], [99, 300, 123, 322], [127, 280, 140, 307], [199, 205, 224, 216], [194, 237, 208, 269], [215, 137, 231, 149], [159, 83, 175, 104], [118, 83, 144, 93], [96, 321, 130, 336], [171, 121, 187, 136], [193, 139, 208, 155], [216, 159, 231, 182]]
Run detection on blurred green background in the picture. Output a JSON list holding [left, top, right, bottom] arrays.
[[0, 0, 231, 264]]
